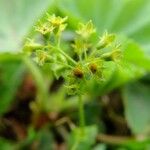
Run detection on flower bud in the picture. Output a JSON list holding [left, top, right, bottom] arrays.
[[101, 49, 122, 61], [35, 22, 54, 36], [47, 14, 68, 27], [89, 63, 97, 74], [73, 67, 84, 78], [76, 20, 96, 39], [23, 39, 43, 52], [97, 31, 115, 49]]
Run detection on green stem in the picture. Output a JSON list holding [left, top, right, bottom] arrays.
[[71, 140, 79, 150], [23, 57, 48, 109], [79, 54, 82, 62], [58, 49, 77, 66], [78, 95, 85, 135], [48, 45, 77, 66], [55, 60, 73, 69], [90, 48, 98, 57], [57, 35, 61, 48], [84, 49, 87, 60]]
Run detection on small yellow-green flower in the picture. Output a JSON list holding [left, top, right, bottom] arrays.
[[101, 45, 122, 61], [111, 45, 122, 61], [56, 24, 67, 36], [23, 38, 43, 52], [35, 22, 54, 35], [98, 31, 116, 48], [111, 50, 122, 61], [76, 20, 96, 39], [47, 14, 68, 27], [35, 50, 49, 66], [72, 39, 88, 55]]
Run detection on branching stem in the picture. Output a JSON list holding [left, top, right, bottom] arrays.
[[49, 45, 77, 66]]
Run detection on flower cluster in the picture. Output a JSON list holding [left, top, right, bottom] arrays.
[[23, 14, 122, 95]]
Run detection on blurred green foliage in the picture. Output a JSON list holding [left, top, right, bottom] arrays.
[[0, 0, 150, 149]]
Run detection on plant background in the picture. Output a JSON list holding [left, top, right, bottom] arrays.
[[0, 0, 150, 149]]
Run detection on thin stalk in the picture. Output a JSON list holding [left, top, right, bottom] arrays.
[[90, 48, 98, 57], [23, 57, 47, 96], [57, 36, 61, 48], [84, 49, 87, 60], [48, 45, 77, 66], [55, 33, 61, 48], [96, 134, 140, 145], [58, 49, 77, 65], [78, 95, 85, 136], [23, 57, 48, 110], [55, 60, 73, 69], [79, 54, 82, 62], [83, 40, 88, 60]]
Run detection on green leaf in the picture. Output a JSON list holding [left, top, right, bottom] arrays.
[[101, 40, 150, 93], [0, 0, 54, 51], [0, 53, 25, 115], [124, 41, 150, 70], [0, 53, 49, 115], [122, 81, 150, 134], [18, 127, 54, 150], [57, 0, 150, 52], [93, 144, 106, 150], [0, 138, 16, 150], [34, 128, 54, 150], [87, 40, 150, 96], [68, 126, 98, 150]]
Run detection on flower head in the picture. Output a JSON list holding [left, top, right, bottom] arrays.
[[47, 14, 68, 27], [111, 45, 122, 61], [98, 31, 116, 49], [23, 38, 42, 52], [35, 22, 54, 35], [72, 38, 89, 55], [101, 45, 122, 61], [35, 50, 49, 66], [76, 20, 96, 39]]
